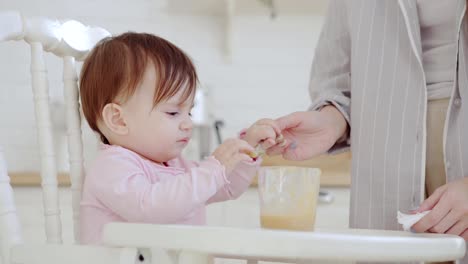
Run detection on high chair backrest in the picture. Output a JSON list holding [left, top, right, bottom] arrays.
[[0, 10, 110, 249], [1, 13, 147, 264]]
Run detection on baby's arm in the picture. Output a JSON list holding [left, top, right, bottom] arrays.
[[207, 119, 281, 203], [90, 154, 230, 223], [207, 159, 260, 202]]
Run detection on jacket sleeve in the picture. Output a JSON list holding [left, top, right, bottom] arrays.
[[206, 157, 261, 204], [91, 155, 229, 223], [308, 0, 351, 154]]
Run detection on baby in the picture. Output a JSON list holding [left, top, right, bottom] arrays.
[[78, 32, 281, 244]]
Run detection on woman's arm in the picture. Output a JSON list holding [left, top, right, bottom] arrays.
[[308, 0, 351, 153]]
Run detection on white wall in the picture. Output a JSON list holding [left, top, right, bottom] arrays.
[[0, 0, 324, 172]]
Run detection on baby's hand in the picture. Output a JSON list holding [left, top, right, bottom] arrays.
[[242, 119, 285, 157], [212, 138, 255, 173]]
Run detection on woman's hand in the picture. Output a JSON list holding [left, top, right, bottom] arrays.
[[266, 106, 348, 161], [412, 177, 468, 240]]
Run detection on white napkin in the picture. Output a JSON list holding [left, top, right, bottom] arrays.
[[397, 210, 431, 231]]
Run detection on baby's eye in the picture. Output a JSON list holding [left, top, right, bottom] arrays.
[[188, 112, 192, 117], [166, 112, 179, 116]]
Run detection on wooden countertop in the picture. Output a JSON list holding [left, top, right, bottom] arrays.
[[8, 152, 351, 187]]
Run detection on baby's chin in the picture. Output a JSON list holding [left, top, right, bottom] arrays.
[[147, 150, 182, 164]]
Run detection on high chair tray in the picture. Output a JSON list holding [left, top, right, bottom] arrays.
[[102, 223, 465, 262]]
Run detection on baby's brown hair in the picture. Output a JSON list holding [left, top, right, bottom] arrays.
[[80, 32, 198, 144]]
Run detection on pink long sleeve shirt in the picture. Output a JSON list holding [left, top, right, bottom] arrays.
[[80, 144, 260, 244]]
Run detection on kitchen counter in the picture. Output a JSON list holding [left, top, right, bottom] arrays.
[[256, 151, 351, 187]]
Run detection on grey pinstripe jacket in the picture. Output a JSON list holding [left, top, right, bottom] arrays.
[[309, 0, 467, 262]]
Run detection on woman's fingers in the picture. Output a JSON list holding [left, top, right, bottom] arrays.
[[412, 192, 451, 233], [460, 228, 468, 241], [428, 209, 459, 234], [446, 218, 468, 237], [265, 140, 290, 156], [417, 185, 448, 212]]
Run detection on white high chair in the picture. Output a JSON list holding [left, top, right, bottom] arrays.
[[0, 11, 143, 264], [0, 10, 466, 264]]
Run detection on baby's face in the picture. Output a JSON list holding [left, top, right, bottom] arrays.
[[121, 65, 194, 163]]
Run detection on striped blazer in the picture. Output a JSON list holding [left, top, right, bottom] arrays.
[[309, 0, 468, 262]]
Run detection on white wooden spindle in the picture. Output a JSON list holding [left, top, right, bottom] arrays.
[[63, 56, 84, 242], [0, 148, 22, 264], [0, 12, 149, 264], [30, 41, 62, 244]]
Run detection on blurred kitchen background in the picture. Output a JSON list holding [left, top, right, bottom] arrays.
[[0, 0, 351, 255], [0, 0, 332, 171]]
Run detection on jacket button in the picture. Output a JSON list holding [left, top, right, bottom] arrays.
[[454, 98, 461, 107]]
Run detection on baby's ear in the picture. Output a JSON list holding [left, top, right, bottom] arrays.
[[101, 103, 128, 136]]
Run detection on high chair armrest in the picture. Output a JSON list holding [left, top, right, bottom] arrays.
[[102, 223, 466, 263], [11, 244, 143, 264]]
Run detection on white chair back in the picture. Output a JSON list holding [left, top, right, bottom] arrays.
[[0, 11, 120, 264], [20, 11, 110, 244]]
